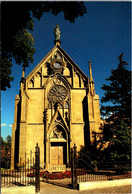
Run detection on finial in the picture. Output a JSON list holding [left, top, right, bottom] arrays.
[[54, 24, 61, 45], [89, 60, 93, 81], [22, 66, 25, 78]]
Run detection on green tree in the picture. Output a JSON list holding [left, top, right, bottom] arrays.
[[1, 136, 6, 145], [101, 52, 131, 124], [1, 135, 12, 147], [1, 135, 12, 169], [110, 120, 131, 162], [1, 2, 87, 90], [100, 53, 131, 172], [5, 135, 12, 148]]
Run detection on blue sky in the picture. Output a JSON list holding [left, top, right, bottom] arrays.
[[1, 2, 131, 140]]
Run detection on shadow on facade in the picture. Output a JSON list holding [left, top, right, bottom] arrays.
[[82, 96, 90, 148], [14, 99, 21, 168]]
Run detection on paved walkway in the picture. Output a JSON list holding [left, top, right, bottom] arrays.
[[1, 180, 131, 194], [39, 182, 131, 194]]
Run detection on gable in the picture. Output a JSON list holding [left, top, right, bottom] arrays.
[[26, 44, 88, 89]]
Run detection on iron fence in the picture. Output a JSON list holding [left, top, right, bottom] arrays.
[[1, 143, 40, 193], [71, 144, 131, 188], [1, 168, 36, 186]]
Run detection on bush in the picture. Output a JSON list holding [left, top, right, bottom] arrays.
[[1, 145, 11, 169]]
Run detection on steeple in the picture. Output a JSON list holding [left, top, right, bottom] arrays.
[[54, 24, 61, 46], [22, 66, 25, 78], [89, 60, 93, 81], [20, 65, 26, 92], [88, 60, 95, 96]]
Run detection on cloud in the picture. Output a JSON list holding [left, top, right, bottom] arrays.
[[1, 123, 7, 127], [9, 124, 12, 128]]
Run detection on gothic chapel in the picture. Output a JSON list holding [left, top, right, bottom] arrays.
[[11, 25, 101, 170]]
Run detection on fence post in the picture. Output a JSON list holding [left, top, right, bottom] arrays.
[[35, 143, 40, 193], [71, 148, 74, 188], [73, 144, 77, 189], [71, 144, 77, 189]]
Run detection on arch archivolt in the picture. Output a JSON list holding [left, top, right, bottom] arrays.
[[46, 116, 70, 166], [45, 74, 71, 167], [49, 123, 68, 141]]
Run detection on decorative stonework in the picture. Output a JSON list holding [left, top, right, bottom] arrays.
[[50, 59, 64, 73], [53, 52, 62, 60], [48, 85, 68, 104], [53, 78, 61, 85], [50, 129, 64, 139], [29, 78, 34, 88], [11, 25, 101, 171], [49, 51, 66, 74]]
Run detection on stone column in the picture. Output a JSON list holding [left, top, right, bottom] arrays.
[[11, 95, 20, 169], [19, 87, 27, 164], [68, 92, 71, 166], [44, 108, 48, 169]]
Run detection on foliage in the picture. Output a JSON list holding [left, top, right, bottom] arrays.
[[1, 135, 12, 169], [1, 145, 11, 169], [103, 120, 131, 173], [0, 57, 14, 90], [1, 2, 87, 90], [1, 136, 6, 145], [101, 53, 131, 123], [5, 135, 12, 148], [100, 54, 131, 172], [1, 135, 12, 148], [76, 146, 101, 171], [110, 120, 131, 161]]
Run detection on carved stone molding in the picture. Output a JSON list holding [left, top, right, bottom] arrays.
[[50, 129, 64, 139], [53, 78, 61, 85]]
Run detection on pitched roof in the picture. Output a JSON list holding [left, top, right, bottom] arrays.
[[26, 44, 88, 81]]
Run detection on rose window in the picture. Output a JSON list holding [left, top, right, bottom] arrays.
[[48, 85, 68, 104]]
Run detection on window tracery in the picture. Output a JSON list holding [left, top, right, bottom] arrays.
[[48, 85, 68, 104]]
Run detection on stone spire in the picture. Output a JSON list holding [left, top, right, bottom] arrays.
[[89, 60, 93, 82], [22, 66, 25, 78], [54, 24, 61, 46], [20, 65, 26, 92], [89, 60, 95, 96]]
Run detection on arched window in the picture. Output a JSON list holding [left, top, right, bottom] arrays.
[[28, 79, 34, 88]]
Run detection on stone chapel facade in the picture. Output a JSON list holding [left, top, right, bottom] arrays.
[[11, 25, 101, 170]]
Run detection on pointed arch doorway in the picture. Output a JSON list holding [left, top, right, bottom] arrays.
[[48, 124, 69, 172]]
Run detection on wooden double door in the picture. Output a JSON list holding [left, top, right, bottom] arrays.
[[50, 143, 66, 165]]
